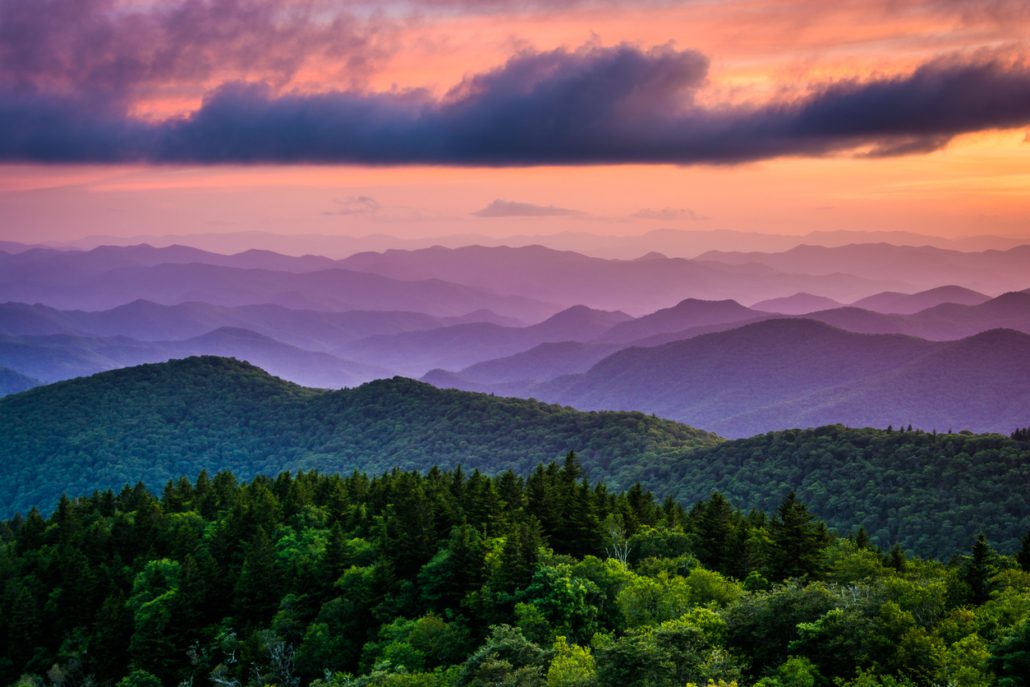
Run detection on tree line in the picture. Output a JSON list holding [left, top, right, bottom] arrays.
[[3, 456, 1030, 687]]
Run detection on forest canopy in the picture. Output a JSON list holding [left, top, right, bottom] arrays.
[[3, 462, 1030, 687]]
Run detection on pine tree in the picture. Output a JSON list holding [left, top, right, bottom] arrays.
[[234, 527, 281, 625], [963, 533, 994, 605], [1018, 529, 1030, 573], [694, 493, 736, 574], [767, 492, 830, 581], [853, 527, 873, 550]]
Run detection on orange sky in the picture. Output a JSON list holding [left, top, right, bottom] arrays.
[[1, 0, 1028, 244]]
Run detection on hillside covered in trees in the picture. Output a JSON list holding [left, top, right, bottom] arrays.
[[3, 464, 1029, 687], [0, 357, 717, 518], [2, 357, 1029, 558]]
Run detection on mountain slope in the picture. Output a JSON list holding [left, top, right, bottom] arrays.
[[2, 358, 1029, 558], [751, 292, 842, 314], [596, 298, 762, 343], [851, 285, 991, 314], [0, 327, 386, 387], [647, 426, 1030, 558], [338, 305, 631, 376], [0, 357, 719, 516], [537, 319, 1030, 437], [0, 366, 40, 396]]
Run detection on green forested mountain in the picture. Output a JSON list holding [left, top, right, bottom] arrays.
[[2, 356, 1029, 558], [646, 426, 1030, 559], [2, 465, 1029, 687], [0, 357, 717, 518]]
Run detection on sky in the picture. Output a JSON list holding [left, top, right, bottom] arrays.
[[1, 0, 1029, 245]]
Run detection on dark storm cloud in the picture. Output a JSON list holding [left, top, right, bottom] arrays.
[[1, 42, 1029, 165]]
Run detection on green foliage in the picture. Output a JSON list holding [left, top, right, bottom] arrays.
[[650, 425, 1030, 558], [2, 463, 1029, 687], [0, 357, 718, 518], [6, 358, 1030, 561], [989, 618, 1030, 687], [546, 637, 596, 687]]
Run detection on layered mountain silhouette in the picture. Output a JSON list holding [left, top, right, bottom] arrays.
[[0, 328, 385, 389], [0, 300, 505, 351], [338, 244, 905, 311], [752, 292, 843, 314], [697, 243, 1030, 294], [337, 305, 629, 376], [533, 319, 1030, 436], [851, 285, 990, 314], [0, 247, 557, 320]]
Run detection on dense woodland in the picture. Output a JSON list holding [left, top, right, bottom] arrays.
[[3, 460, 1030, 687], [2, 357, 1029, 558]]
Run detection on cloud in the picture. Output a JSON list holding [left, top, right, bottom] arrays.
[[0, 0, 394, 101], [631, 207, 708, 221], [326, 195, 382, 216], [473, 199, 581, 217], [2, 43, 1030, 165]]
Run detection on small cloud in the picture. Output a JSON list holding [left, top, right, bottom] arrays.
[[325, 195, 381, 216], [631, 207, 708, 222], [473, 199, 580, 218]]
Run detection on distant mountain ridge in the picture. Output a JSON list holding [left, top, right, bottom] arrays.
[[39, 227, 1030, 258], [0, 257, 557, 320], [533, 318, 1030, 437], [752, 292, 843, 314], [0, 327, 386, 389], [697, 243, 1030, 294], [851, 285, 990, 314], [336, 305, 630, 376]]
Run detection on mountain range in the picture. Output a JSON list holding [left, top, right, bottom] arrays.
[[35, 227, 1030, 258], [698, 243, 1030, 294], [1, 356, 1027, 557], [533, 319, 1030, 437]]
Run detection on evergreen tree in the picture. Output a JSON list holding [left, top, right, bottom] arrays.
[[1017, 529, 1030, 573], [233, 526, 281, 625], [694, 493, 736, 574], [766, 492, 830, 581], [963, 533, 995, 604]]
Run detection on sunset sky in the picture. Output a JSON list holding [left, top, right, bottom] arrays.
[[1, 0, 1029, 244]]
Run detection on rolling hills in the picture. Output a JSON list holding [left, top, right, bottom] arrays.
[[2, 356, 1028, 557], [0, 356, 718, 517]]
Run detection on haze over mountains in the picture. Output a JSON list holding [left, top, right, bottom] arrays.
[[40, 228, 1030, 259], [0, 236, 1027, 437]]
